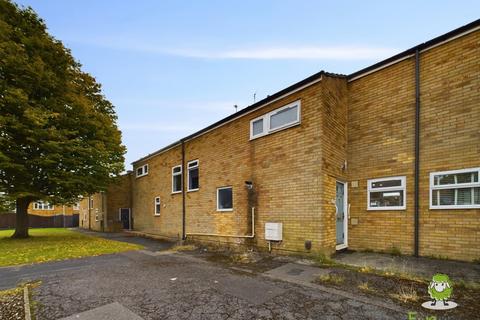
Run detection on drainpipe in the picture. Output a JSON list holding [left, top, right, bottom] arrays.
[[88, 195, 92, 230], [414, 48, 420, 257], [181, 140, 186, 240]]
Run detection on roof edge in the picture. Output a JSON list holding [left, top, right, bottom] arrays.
[[132, 71, 346, 165], [348, 19, 480, 81]]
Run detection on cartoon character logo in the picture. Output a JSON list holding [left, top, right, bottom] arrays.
[[421, 273, 457, 310]]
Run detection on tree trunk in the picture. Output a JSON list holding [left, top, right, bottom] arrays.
[[12, 197, 31, 238]]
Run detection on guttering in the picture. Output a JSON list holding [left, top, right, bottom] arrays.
[[186, 207, 255, 239], [414, 48, 420, 257], [181, 140, 186, 240], [131, 72, 333, 165]]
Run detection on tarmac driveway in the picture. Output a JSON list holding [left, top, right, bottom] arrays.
[[0, 235, 406, 320]]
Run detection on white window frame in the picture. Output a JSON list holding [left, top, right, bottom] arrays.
[[154, 197, 161, 216], [430, 167, 480, 209], [136, 164, 149, 178], [172, 165, 182, 194], [33, 201, 54, 210], [250, 100, 301, 140], [216, 186, 233, 212], [367, 176, 406, 211], [187, 160, 199, 192]]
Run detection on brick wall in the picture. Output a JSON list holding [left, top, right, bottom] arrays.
[[347, 29, 479, 261], [133, 145, 183, 240], [124, 27, 478, 261]]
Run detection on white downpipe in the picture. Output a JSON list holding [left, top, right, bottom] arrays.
[[186, 207, 255, 238]]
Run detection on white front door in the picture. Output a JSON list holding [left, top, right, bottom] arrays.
[[335, 181, 348, 250]]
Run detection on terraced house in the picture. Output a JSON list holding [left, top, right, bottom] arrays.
[[81, 20, 479, 262]]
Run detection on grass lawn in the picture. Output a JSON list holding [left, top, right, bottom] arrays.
[[0, 228, 143, 267]]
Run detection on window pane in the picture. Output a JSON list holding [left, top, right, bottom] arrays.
[[173, 174, 182, 192], [218, 188, 233, 210], [457, 188, 472, 205], [371, 179, 402, 188], [456, 172, 477, 184], [432, 190, 438, 206], [252, 119, 263, 136], [269, 105, 298, 130], [370, 191, 403, 207], [137, 168, 143, 176], [155, 204, 161, 214], [475, 188, 480, 204], [189, 168, 199, 190], [144, 165, 148, 173], [173, 167, 181, 174], [435, 174, 455, 185], [439, 189, 455, 205]]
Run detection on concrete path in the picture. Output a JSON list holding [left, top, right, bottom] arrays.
[[59, 302, 144, 320], [334, 251, 480, 282], [0, 249, 406, 319], [72, 229, 176, 252]]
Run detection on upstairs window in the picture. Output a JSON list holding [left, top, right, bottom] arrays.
[[73, 202, 80, 210], [154, 197, 161, 215], [430, 168, 480, 209], [172, 165, 182, 193], [33, 201, 54, 210], [136, 164, 149, 178], [367, 176, 406, 210], [250, 100, 301, 139], [217, 187, 233, 211], [187, 160, 199, 191]]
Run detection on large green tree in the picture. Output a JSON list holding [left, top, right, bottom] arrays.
[[0, 0, 125, 238]]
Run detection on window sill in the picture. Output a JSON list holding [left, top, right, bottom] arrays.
[[154, 214, 161, 217], [171, 191, 182, 195], [367, 207, 406, 211], [187, 189, 199, 193], [217, 209, 233, 212], [429, 205, 480, 210], [136, 174, 148, 179]]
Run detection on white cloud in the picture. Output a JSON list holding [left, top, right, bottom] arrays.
[[167, 46, 399, 60], [70, 37, 399, 61]]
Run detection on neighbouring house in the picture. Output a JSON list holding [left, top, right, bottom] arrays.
[[78, 173, 133, 232], [0, 201, 80, 229], [82, 20, 479, 261]]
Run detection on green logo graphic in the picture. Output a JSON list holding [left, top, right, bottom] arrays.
[[421, 273, 457, 310]]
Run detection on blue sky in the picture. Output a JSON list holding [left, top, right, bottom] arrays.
[[16, 0, 480, 167]]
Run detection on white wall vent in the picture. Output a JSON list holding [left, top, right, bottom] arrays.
[[265, 222, 283, 241]]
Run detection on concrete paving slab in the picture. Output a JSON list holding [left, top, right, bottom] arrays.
[[264, 262, 330, 284], [59, 302, 143, 320], [218, 274, 286, 305]]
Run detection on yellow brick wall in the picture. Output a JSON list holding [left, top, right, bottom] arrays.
[[106, 173, 133, 231], [347, 29, 479, 261], [132, 145, 183, 240], [132, 79, 340, 253], [418, 30, 479, 261], [320, 77, 348, 251], [78, 192, 107, 232]]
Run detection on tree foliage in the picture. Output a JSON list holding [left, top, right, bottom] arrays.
[[0, 0, 125, 235]]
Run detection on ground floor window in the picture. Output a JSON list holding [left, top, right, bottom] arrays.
[[154, 197, 161, 215], [367, 176, 406, 210], [430, 168, 480, 209], [217, 187, 233, 211]]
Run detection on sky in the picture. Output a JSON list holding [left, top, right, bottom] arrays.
[[15, 0, 480, 168]]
